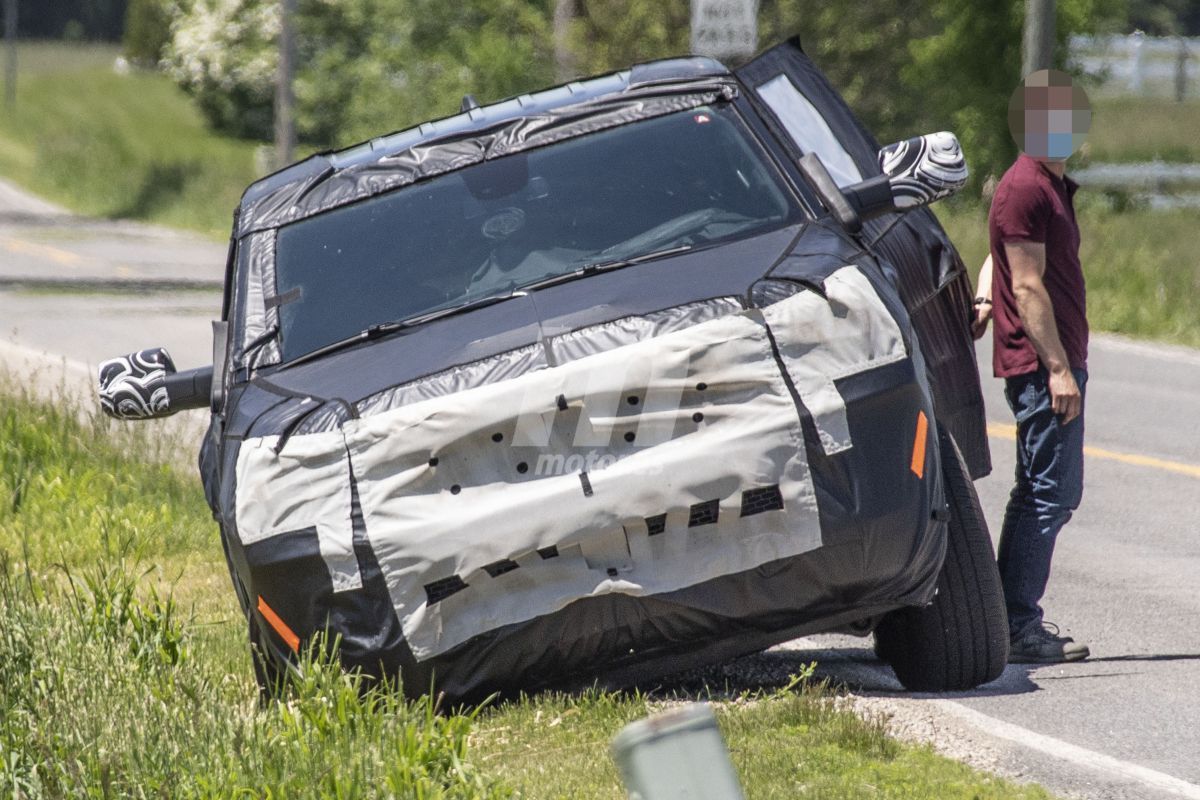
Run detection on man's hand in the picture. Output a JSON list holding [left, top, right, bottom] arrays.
[[1048, 366, 1081, 424], [971, 299, 992, 340]]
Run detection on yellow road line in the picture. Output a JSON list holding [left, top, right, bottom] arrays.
[[987, 421, 1200, 479], [1, 236, 83, 267]]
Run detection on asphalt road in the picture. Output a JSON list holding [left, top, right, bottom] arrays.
[[0, 179, 223, 371], [2, 179, 1197, 798]]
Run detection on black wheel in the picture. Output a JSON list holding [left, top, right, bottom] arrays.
[[874, 428, 1009, 691]]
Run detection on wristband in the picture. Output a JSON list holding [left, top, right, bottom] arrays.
[[973, 297, 992, 307]]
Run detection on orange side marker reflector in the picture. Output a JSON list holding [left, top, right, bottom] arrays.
[[257, 595, 300, 653], [910, 411, 928, 479]]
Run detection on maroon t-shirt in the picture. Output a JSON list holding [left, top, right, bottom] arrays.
[[988, 154, 1087, 378]]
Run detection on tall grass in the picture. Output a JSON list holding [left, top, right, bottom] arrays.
[[0, 380, 509, 798], [0, 42, 260, 237], [0, 569, 507, 797]]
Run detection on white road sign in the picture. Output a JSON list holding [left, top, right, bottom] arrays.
[[691, 0, 759, 59]]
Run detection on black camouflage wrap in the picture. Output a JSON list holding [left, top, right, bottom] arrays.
[[194, 40, 989, 702]]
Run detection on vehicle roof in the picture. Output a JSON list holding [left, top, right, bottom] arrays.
[[239, 57, 732, 211]]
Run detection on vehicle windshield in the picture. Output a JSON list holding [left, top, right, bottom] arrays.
[[273, 104, 801, 361]]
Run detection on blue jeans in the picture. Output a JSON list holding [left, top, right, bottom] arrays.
[[996, 366, 1087, 639]]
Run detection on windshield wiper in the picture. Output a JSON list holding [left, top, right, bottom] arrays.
[[371, 290, 520, 332], [281, 291, 518, 368], [520, 245, 694, 293], [280, 245, 693, 368]]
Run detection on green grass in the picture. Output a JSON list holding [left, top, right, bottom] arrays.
[[0, 42, 260, 237], [477, 686, 1052, 799], [0, 378, 1056, 798], [0, 381, 508, 798], [1086, 97, 1200, 163], [937, 202, 1200, 348]]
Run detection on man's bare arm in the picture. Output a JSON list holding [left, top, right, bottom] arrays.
[[1005, 240, 1081, 423], [972, 254, 994, 340]]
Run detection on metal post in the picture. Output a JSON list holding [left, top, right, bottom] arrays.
[[274, 0, 297, 168], [1176, 36, 1189, 102], [4, 0, 17, 111], [1022, 0, 1056, 77], [553, 0, 575, 83]]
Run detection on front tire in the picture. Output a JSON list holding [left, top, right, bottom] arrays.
[[874, 429, 1008, 691]]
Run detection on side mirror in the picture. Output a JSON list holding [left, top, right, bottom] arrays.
[[876, 131, 968, 209], [798, 132, 968, 233], [98, 348, 213, 421]]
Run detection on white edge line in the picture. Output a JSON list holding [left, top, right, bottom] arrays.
[[934, 700, 1200, 799]]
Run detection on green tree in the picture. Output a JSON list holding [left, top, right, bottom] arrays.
[[124, 0, 175, 66], [905, 0, 1124, 191], [758, 1, 937, 149], [568, 0, 690, 76], [164, 0, 1125, 184], [164, 0, 279, 140], [902, 1, 1024, 193], [308, 0, 556, 146], [758, 0, 1123, 192]]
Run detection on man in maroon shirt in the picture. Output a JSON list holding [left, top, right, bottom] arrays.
[[986, 70, 1092, 663]]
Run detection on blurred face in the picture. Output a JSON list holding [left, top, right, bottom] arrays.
[[1008, 69, 1091, 162]]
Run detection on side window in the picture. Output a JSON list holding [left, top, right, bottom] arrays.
[[755, 74, 863, 188]]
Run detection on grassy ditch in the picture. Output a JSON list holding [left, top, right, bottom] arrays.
[[0, 376, 1057, 798], [937, 202, 1200, 349], [0, 42, 260, 237]]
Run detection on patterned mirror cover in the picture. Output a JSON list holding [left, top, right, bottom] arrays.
[[98, 348, 176, 420], [879, 131, 968, 210]]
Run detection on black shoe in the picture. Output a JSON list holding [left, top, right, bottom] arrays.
[[1009, 622, 1090, 664]]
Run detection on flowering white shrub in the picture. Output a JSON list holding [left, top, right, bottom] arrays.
[[164, 0, 280, 139]]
